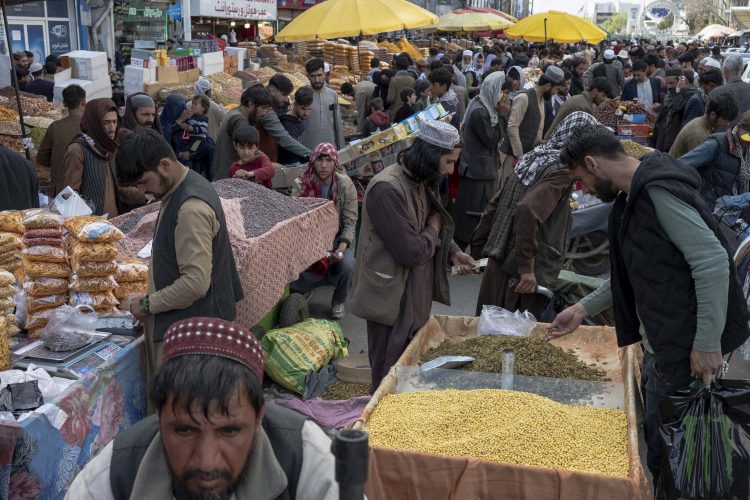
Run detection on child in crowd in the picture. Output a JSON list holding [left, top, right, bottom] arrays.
[[414, 80, 432, 112], [501, 80, 514, 99], [278, 87, 314, 166], [363, 97, 389, 137], [393, 88, 417, 123], [186, 95, 210, 138], [228, 126, 276, 189]]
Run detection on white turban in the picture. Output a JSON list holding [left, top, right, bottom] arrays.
[[195, 77, 212, 96], [463, 49, 473, 58]]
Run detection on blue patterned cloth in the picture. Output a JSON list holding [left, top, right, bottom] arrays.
[[0, 337, 147, 500]]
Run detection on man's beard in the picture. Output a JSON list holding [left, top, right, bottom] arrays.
[[148, 171, 172, 199], [592, 175, 619, 202], [311, 81, 324, 90], [172, 468, 237, 500]]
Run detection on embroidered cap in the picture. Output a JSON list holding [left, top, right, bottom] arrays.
[[543, 65, 565, 85], [418, 119, 461, 150], [162, 317, 264, 382]]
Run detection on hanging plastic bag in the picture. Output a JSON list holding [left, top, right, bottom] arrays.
[[53, 186, 93, 218], [477, 305, 536, 337], [40, 305, 98, 352], [657, 379, 750, 499]]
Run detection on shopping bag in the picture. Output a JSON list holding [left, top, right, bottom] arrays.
[[53, 186, 93, 218], [657, 379, 750, 499]]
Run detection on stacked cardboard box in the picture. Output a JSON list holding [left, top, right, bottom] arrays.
[[53, 50, 112, 103], [201, 51, 225, 76]]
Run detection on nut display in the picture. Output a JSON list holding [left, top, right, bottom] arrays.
[[367, 389, 629, 477]]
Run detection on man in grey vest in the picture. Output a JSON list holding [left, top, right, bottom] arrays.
[[500, 65, 565, 188], [115, 128, 244, 382], [66, 317, 339, 500]]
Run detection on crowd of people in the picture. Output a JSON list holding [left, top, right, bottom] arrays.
[[0, 34, 749, 499]]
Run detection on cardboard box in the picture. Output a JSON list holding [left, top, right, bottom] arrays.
[[62, 50, 109, 81], [178, 68, 200, 84], [143, 82, 165, 99], [156, 66, 179, 84], [53, 76, 112, 103], [123, 65, 156, 96], [53, 67, 72, 84]]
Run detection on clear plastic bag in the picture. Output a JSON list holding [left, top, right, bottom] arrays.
[[478, 305, 537, 337], [69, 291, 119, 309], [41, 305, 97, 352], [25, 308, 55, 330], [64, 216, 124, 243], [24, 228, 63, 239], [0, 232, 22, 249], [70, 242, 117, 263], [71, 260, 117, 278], [0, 284, 16, 299], [114, 281, 147, 301], [22, 259, 70, 279], [23, 277, 69, 297], [114, 259, 149, 283], [0, 211, 24, 234], [23, 237, 63, 247], [21, 208, 62, 229], [53, 186, 93, 219], [70, 275, 118, 293], [22, 246, 66, 264], [0, 269, 14, 287], [26, 294, 67, 314]]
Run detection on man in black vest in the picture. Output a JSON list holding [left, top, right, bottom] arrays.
[[550, 126, 749, 488], [499, 65, 565, 188], [66, 317, 339, 500], [116, 128, 244, 382]]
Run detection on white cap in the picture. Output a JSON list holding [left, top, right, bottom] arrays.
[[703, 57, 721, 70], [463, 49, 473, 57], [604, 49, 616, 60]]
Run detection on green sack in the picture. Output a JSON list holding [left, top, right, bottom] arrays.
[[261, 318, 348, 395]]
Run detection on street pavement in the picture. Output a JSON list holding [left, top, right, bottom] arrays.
[[307, 273, 750, 380]]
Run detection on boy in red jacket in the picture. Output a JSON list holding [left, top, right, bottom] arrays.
[[228, 125, 276, 188]]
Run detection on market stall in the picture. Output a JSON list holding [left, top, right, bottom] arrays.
[[0, 336, 146, 499], [354, 315, 651, 500], [111, 179, 339, 328]]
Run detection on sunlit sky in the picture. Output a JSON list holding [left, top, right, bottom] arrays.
[[532, 0, 588, 15]]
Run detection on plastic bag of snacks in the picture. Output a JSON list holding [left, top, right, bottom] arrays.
[[114, 259, 149, 283], [22, 209, 63, 229], [0, 232, 22, 249], [22, 246, 66, 264], [114, 281, 147, 301], [23, 236, 63, 247], [25, 308, 56, 330], [0, 210, 24, 233], [24, 228, 63, 239], [22, 259, 70, 279], [260, 319, 348, 395], [0, 297, 13, 310], [23, 277, 70, 297], [0, 285, 15, 299], [70, 275, 118, 293], [70, 242, 118, 262], [70, 291, 119, 309], [71, 260, 117, 278], [27, 293, 68, 314], [0, 269, 14, 287], [64, 216, 125, 243]]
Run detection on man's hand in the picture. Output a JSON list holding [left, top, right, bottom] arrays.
[[514, 272, 537, 294], [548, 302, 589, 339], [329, 243, 347, 263], [690, 349, 724, 386], [130, 298, 148, 321], [451, 252, 477, 275]]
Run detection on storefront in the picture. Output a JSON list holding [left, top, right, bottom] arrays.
[[0, 0, 79, 61], [188, 0, 276, 40]]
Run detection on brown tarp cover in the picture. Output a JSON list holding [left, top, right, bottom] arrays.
[[355, 315, 651, 500]]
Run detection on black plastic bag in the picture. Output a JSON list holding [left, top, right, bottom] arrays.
[[657, 379, 750, 499], [0, 380, 44, 414]]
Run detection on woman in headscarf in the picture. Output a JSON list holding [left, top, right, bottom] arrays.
[[160, 93, 215, 178], [63, 98, 145, 216], [471, 111, 599, 318], [506, 65, 526, 100], [452, 71, 509, 250], [464, 52, 484, 99], [290, 143, 359, 320]]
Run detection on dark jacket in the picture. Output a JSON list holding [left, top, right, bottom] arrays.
[[25, 78, 54, 102], [151, 170, 244, 341], [678, 131, 741, 210], [459, 103, 504, 181], [0, 145, 38, 210], [709, 79, 750, 127], [363, 111, 389, 137], [651, 86, 698, 153], [620, 77, 662, 104], [278, 114, 308, 165], [609, 152, 749, 385]]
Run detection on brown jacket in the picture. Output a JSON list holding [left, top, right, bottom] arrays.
[[36, 114, 82, 196], [543, 91, 594, 140], [386, 72, 416, 122], [349, 164, 455, 326], [291, 172, 359, 247]]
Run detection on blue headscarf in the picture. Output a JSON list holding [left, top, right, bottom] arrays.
[[159, 94, 186, 142]]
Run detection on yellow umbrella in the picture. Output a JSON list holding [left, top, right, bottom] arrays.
[[424, 10, 514, 32], [505, 10, 608, 44], [275, 0, 438, 42]]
